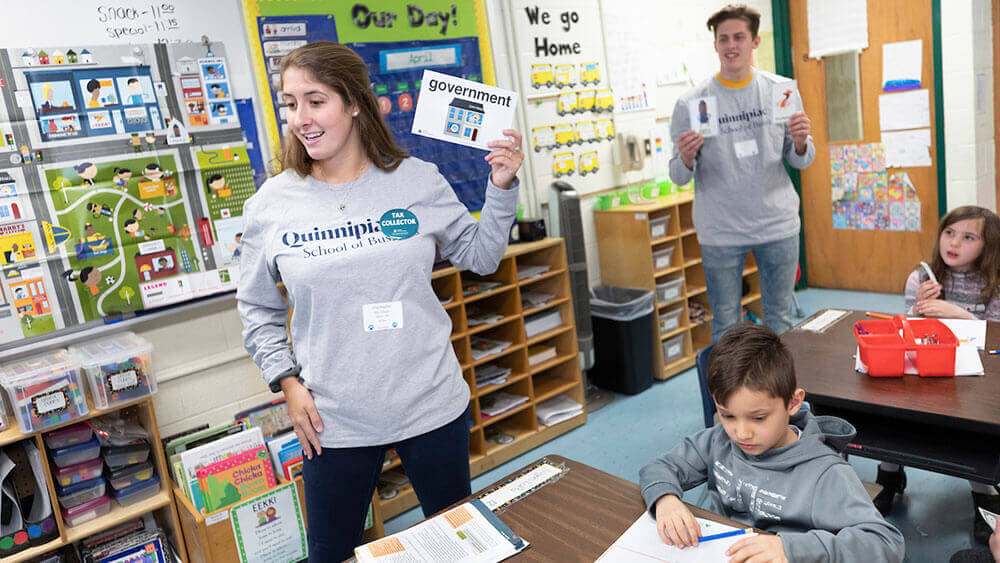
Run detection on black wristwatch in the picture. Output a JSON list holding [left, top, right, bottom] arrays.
[[269, 366, 302, 393]]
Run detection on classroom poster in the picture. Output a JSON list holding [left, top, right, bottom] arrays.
[[0, 42, 256, 348], [245, 0, 497, 210], [830, 143, 921, 232], [230, 482, 308, 563]]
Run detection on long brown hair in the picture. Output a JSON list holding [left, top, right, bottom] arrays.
[[278, 42, 407, 176], [929, 205, 1000, 303]]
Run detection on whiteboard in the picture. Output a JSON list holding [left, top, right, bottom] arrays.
[[0, 0, 270, 164]]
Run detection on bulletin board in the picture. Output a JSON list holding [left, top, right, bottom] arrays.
[[242, 0, 498, 211], [788, 0, 942, 292], [0, 42, 255, 349]]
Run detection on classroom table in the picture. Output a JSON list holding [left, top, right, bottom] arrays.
[[453, 454, 766, 561], [783, 310, 1000, 485]]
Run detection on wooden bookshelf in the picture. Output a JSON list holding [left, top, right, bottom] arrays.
[[378, 238, 587, 522], [594, 192, 762, 380]]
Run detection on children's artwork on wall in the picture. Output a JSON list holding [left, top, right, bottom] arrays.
[[830, 143, 921, 232], [0, 42, 256, 348]]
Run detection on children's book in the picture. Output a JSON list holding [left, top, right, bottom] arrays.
[[266, 432, 303, 480], [234, 398, 292, 439], [177, 427, 265, 513], [196, 445, 276, 514]]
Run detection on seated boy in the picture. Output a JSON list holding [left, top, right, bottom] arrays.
[[640, 324, 904, 562]]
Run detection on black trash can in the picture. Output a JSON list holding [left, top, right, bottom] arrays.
[[589, 286, 655, 395]]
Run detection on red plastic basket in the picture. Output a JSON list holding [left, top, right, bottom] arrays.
[[854, 315, 957, 377]]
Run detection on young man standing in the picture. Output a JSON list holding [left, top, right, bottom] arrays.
[[669, 5, 814, 342]]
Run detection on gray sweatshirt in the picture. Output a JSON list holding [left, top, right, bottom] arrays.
[[237, 157, 518, 448], [639, 411, 904, 562], [669, 70, 815, 246]]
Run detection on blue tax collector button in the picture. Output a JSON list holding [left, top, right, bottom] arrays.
[[379, 209, 419, 239]]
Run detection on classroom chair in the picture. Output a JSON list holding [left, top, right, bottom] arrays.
[[695, 344, 716, 428]]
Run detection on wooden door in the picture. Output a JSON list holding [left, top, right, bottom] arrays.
[[788, 0, 940, 292]]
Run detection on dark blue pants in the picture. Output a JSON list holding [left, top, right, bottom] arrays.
[[301, 407, 472, 561]]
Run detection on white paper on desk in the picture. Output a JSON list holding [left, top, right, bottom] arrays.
[[411, 70, 518, 150], [855, 344, 984, 376], [798, 309, 849, 333], [882, 40, 922, 92], [354, 500, 527, 562], [879, 89, 930, 131], [882, 128, 932, 167], [597, 513, 754, 563], [934, 318, 987, 349]]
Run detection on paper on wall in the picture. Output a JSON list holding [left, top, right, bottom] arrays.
[[411, 70, 518, 151], [807, 0, 869, 58], [882, 40, 922, 92], [881, 128, 932, 167], [879, 89, 930, 131]]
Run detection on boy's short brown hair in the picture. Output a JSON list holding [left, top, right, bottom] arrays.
[[706, 4, 761, 38], [707, 323, 796, 406]]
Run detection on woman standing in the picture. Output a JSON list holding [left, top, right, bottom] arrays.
[[237, 42, 524, 560]]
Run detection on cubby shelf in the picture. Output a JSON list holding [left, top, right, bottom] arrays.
[[378, 238, 587, 523], [595, 192, 762, 380]]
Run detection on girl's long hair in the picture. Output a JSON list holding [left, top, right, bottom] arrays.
[[278, 41, 407, 177], [929, 205, 1000, 303]]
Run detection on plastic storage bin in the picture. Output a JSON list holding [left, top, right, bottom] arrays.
[[655, 278, 684, 303], [649, 214, 671, 239], [0, 395, 9, 433], [652, 246, 676, 271], [662, 334, 685, 364], [44, 422, 93, 449], [854, 315, 958, 377], [111, 473, 159, 507], [104, 440, 150, 469], [61, 494, 110, 527], [54, 457, 103, 487], [69, 331, 157, 410], [589, 287, 655, 395], [56, 476, 106, 509], [659, 307, 684, 334], [50, 436, 101, 468], [107, 461, 154, 490], [0, 349, 88, 433]]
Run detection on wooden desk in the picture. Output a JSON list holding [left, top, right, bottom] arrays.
[[458, 455, 763, 561], [783, 310, 1000, 484]]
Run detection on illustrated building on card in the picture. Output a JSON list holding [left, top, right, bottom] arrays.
[[444, 98, 484, 142]]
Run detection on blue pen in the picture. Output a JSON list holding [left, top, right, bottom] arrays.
[[699, 528, 749, 543]]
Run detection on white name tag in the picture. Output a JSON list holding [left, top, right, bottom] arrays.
[[735, 139, 759, 159], [34, 391, 67, 414], [109, 370, 138, 391], [363, 301, 404, 332]]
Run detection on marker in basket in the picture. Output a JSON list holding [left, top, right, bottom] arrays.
[[919, 261, 939, 285]]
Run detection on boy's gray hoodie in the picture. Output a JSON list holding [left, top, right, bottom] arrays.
[[639, 411, 904, 562]]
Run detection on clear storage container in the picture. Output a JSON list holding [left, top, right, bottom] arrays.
[[111, 473, 159, 507], [43, 422, 93, 449], [662, 334, 685, 364], [107, 461, 154, 491], [0, 349, 88, 433], [54, 457, 103, 487], [658, 307, 684, 334], [652, 247, 676, 271], [655, 278, 684, 303], [69, 332, 156, 410], [55, 476, 106, 509], [61, 494, 110, 527], [649, 214, 671, 239], [0, 395, 9, 434], [104, 440, 149, 469], [50, 436, 101, 468]]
